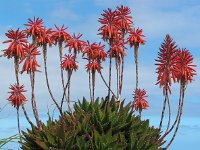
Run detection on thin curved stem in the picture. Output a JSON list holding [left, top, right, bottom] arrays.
[[134, 45, 139, 90], [14, 56, 34, 127], [21, 104, 35, 127], [89, 70, 93, 102], [108, 57, 112, 99], [42, 45, 62, 114], [139, 109, 142, 119], [61, 71, 72, 106], [14, 56, 19, 85], [92, 71, 96, 103], [0, 103, 8, 113], [108, 39, 113, 99], [165, 93, 171, 133], [158, 84, 183, 143], [59, 42, 68, 110], [30, 72, 41, 128], [119, 32, 125, 95], [99, 71, 117, 99], [159, 94, 167, 130], [67, 70, 72, 113], [115, 58, 119, 99], [118, 60, 121, 99], [17, 108, 21, 142], [165, 83, 185, 149]]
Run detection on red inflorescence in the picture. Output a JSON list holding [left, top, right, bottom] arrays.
[[93, 43, 107, 61], [20, 44, 41, 74], [86, 61, 102, 73], [51, 25, 70, 44], [3, 29, 28, 59], [155, 34, 178, 95], [65, 33, 85, 53], [98, 8, 119, 42], [24, 17, 44, 37], [174, 49, 196, 84], [37, 28, 53, 47], [61, 54, 78, 71], [128, 28, 145, 47], [133, 89, 149, 111], [7, 84, 27, 109], [82, 42, 106, 61], [108, 40, 126, 60], [116, 5, 133, 33]]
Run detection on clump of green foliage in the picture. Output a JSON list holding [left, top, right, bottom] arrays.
[[21, 97, 164, 150]]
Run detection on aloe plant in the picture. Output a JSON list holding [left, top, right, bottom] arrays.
[[21, 97, 164, 150]]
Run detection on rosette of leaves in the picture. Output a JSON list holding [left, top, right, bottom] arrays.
[[21, 97, 164, 150]]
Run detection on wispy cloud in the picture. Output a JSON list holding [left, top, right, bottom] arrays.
[[0, 0, 199, 119], [127, 0, 200, 48]]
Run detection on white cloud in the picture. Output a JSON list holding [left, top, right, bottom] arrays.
[[127, 0, 200, 48], [0, 0, 199, 120]]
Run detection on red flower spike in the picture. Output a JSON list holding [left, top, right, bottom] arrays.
[[82, 42, 107, 61], [20, 44, 41, 74], [37, 28, 53, 47], [133, 89, 149, 111], [86, 61, 102, 73], [94, 42, 107, 61], [98, 8, 119, 42], [24, 17, 44, 37], [7, 84, 27, 109], [174, 49, 196, 84], [116, 5, 133, 33], [65, 33, 86, 53], [61, 54, 78, 71], [108, 40, 126, 60], [82, 41, 95, 60], [128, 28, 145, 47], [155, 35, 178, 95], [51, 25, 70, 44], [3, 29, 28, 59]]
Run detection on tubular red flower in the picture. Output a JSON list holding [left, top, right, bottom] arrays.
[[94, 43, 107, 61], [3, 29, 28, 59], [82, 41, 93, 59], [116, 5, 133, 33], [37, 28, 53, 47], [51, 25, 70, 44], [24, 17, 44, 37], [98, 8, 119, 41], [82, 42, 107, 61], [86, 61, 102, 72], [65, 33, 86, 53], [61, 54, 78, 71], [155, 35, 178, 94], [174, 49, 196, 84], [108, 40, 126, 60], [20, 44, 41, 74], [7, 84, 27, 109], [128, 28, 145, 47], [133, 89, 149, 111]]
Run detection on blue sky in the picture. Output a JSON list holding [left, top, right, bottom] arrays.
[[0, 0, 200, 149]]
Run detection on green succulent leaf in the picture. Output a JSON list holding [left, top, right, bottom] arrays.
[[21, 97, 163, 150]]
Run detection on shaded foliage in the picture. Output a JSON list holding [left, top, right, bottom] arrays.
[[22, 97, 164, 150]]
